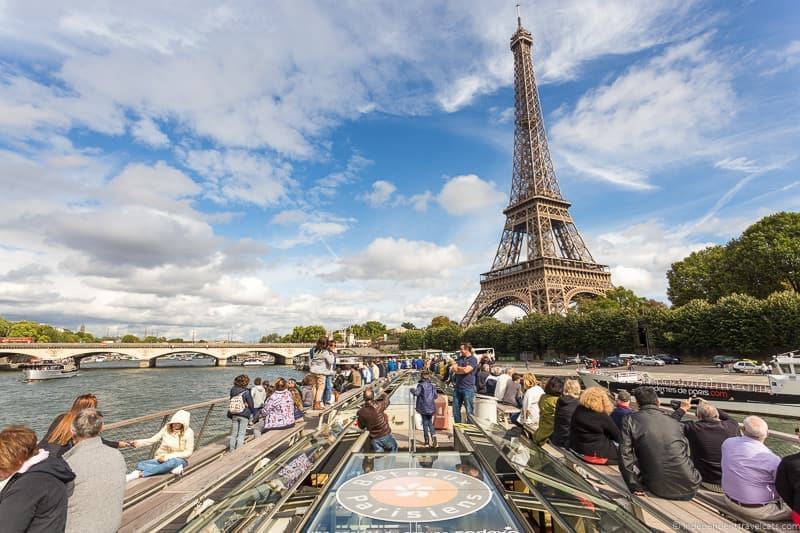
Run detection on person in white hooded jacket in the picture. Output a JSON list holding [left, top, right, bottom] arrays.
[[125, 410, 194, 481]]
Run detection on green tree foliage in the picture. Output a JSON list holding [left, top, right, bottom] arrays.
[[349, 321, 387, 340], [400, 322, 416, 330], [425, 325, 462, 351], [259, 333, 282, 343], [667, 212, 800, 305], [282, 325, 326, 343], [121, 334, 140, 343], [399, 329, 425, 350], [430, 316, 457, 328], [167, 338, 184, 343]]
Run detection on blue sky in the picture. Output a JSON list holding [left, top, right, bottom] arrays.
[[0, 1, 798, 340]]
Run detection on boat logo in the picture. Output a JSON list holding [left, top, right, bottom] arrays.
[[336, 468, 493, 522]]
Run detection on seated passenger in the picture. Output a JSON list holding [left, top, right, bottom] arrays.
[[670, 397, 739, 492], [356, 388, 397, 452], [550, 379, 581, 448], [254, 378, 296, 437], [40, 393, 126, 457], [126, 410, 194, 481], [300, 375, 315, 408], [501, 373, 523, 407], [569, 387, 620, 464], [776, 429, 800, 526], [476, 364, 491, 395], [0, 425, 75, 532], [484, 367, 500, 396], [493, 368, 512, 401], [520, 374, 544, 427], [721, 416, 792, 521], [619, 387, 701, 500], [533, 376, 564, 445], [609, 390, 632, 430]]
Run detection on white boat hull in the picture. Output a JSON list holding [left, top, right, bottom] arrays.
[[23, 369, 79, 381]]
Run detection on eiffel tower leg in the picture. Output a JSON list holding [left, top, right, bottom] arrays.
[[460, 289, 488, 328]]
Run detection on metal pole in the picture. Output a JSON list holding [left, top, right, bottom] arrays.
[[197, 404, 216, 445], [149, 414, 170, 457]]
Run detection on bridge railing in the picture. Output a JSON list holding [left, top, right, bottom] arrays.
[[102, 397, 230, 469], [0, 342, 314, 349]]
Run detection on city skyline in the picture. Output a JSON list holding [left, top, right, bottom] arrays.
[[0, 1, 798, 338]]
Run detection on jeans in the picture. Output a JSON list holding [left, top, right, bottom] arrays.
[[420, 413, 435, 442], [371, 434, 398, 452], [229, 416, 248, 451], [452, 388, 475, 423], [312, 374, 327, 405], [136, 457, 187, 477], [324, 375, 333, 404]]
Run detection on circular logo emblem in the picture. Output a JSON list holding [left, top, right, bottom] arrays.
[[336, 468, 493, 523]]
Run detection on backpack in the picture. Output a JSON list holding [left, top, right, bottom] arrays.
[[228, 392, 247, 415]]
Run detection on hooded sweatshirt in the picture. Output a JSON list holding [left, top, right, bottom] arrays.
[[134, 410, 195, 462], [0, 449, 76, 533]]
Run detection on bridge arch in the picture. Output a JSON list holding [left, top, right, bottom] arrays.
[[475, 295, 531, 322], [565, 288, 607, 310]]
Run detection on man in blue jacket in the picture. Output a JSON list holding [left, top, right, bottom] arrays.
[[411, 371, 439, 447]]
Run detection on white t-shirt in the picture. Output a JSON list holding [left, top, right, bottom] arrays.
[[494, 374, 512, 400], [522, 385, 545, 426]]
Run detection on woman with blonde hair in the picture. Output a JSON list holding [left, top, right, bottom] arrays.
[[551, 379, 582, 447], [569, 387, 620, 464], [521, 373, 544, 427]]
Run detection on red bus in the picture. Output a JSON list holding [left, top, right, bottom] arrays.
[[0, 337, 34, 343]]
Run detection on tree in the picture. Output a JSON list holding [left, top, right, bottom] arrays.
[[400, 322, 416, 330], [425, 325, 462, 351], [349, 321, 387, 340], [283, 325, 326, 343], [121, 334, 140, 343], [667, 246, 732, 306], [259, 333, 282, 343], [728, 212, 800, 295], [143, 336, 160, 343], [399, 329, 425, 350], [575, 286, 650, 315], [430, 316, 457, 328], [167, 338, 184, 343]]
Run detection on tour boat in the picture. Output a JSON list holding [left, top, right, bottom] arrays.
[[242, 359, 265, 366], [580, 349, 800, 405], [21, 359, 79, 381]]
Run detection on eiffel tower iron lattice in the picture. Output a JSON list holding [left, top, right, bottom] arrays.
[[460, 14, 612, 328]]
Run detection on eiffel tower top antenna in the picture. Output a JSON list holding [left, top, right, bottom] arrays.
[[516, 3, 522, 28]]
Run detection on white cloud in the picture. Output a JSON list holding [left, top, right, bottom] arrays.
[[764, 40, 800, 75], [130, 117, 169, 147], [311, 155, 372, 200], [361, 180, 397, 207], [436, 174, 506, 215], [552, 35, 737, 189], [325, 238, 463, 282], [407, 191, 433, 212]]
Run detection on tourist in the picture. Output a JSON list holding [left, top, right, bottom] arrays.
[[378, 360, 387, 378], [251, 377, 267, 412], [610, 390, 633, 430], [40, 393, 127, 457], [569, 387, 620, 464], [350, 365, 363, 388], [227, 374, 255, 451], [324, 341, 338, 405], [411, 370, 438, 448], [300, 375, 315, 408], [370, 360, 380, 383], [551, 379, 581, 447], [126, 410, 194, 481], [721, 416, 791, 521], [670, 398, 739, 492], [63, 409, 126, 533], [253, 378, 296, 437], [450, 343, 479, 424], [521, 373, 544, 427], [333, 368, 348, 395], [309, 337, 335, 410], [493, 368, 513, 401], [619, 387, 701, 500], [0, 425, 74, 531], [533, 376, 564, 444], [356, 388, 397, 452], [476, 363, 491, 395], [387, 358, 397, 374], [776, 428, 800, 526], [291, 389, 305, 420], [484, 367, 500, 396], [501, 373, 523, 407]]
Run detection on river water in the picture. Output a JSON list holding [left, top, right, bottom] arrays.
[[0, 362, 305, 438]]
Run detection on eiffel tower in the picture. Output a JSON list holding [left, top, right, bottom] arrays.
[[461, 12, 612, 328]]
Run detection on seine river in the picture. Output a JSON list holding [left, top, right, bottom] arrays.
[[0, 362, 305, 438]]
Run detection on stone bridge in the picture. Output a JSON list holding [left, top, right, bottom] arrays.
[[0, 342, 314, 367]]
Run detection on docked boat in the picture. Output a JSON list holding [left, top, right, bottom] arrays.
[[242, 359, 265, 366], [580, 349, 800, 405], [21, 359, 79, 381]]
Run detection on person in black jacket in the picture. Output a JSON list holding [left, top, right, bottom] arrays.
[[476, 364, 491, 395], [227, 374, 255, 452], [0, 425, 76, 533], [670, 397, 740, 492], [40, 393, 126, 457], [569, 386, 620, 464], [775, 430, 800, 526], [551, 379, 581, 447], [619, 386, 701, 500]]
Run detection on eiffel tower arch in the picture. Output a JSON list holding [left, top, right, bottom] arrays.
[[461, 13, 612, 328]]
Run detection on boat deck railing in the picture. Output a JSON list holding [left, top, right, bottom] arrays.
[[646, 377, 772, 393]]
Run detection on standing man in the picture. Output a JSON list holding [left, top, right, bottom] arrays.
[[63, 409, 126, 533], [356, 388, 397, 452], [450, 343, 478, 424]]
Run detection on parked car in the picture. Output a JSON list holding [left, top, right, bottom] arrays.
[[638, 356, 665, 366], [712, 355, 739, 367], [544, 358, 564, 367], [732, 360, 760, 373], [655, 354, 682, 364], [599, 356, 623, 368]]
